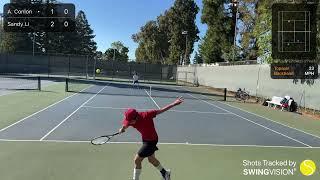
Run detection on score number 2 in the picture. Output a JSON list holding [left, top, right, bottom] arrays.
[[50, 21, 69, 28]]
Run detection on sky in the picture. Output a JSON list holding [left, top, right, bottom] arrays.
[[0, 0, 208, 60]]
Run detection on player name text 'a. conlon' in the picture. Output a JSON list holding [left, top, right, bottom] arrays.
[[7, 9, 33, 15]]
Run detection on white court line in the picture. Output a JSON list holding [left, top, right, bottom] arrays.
[[0, 85, 93, 133], [39, 86, 107, 141], [82, 105, 232, 115], [195, 94, 312, 147], [218, 101, 320, 141], [145, 89, 160, 109], [178, 88, 311, 147], [0, 139, 318, 149], [83, 106, 150, 111]]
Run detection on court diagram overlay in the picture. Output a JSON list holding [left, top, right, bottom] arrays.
[[272, 3, 317, 60]]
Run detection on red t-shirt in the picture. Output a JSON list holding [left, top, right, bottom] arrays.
[[123, 110, 158, 141]]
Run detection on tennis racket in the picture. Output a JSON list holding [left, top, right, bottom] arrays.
[[91, 132, 120, 145]]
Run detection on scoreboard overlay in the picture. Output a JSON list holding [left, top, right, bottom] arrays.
[[3, 3, 75, 32], [272, 3, 317, 60]]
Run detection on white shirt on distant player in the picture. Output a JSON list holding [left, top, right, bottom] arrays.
[[133, 74, 139, 82]]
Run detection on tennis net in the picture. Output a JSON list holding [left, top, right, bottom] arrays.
[[0, 75, 41, 91], [65, 78, 226, 101]]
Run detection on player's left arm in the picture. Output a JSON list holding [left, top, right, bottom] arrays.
[[157, 97, 184, 115]]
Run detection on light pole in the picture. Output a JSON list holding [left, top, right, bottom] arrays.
[[0, 13, 3, 53], [0, 13, 3, 26], [32, 33, 35, 56], [232, 0, 239, 61], [0, 13, 3, 33], [182, 31, 188, 65]]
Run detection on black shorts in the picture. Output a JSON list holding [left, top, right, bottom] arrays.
[[133, 80, 139, 84], [138, 140, 159, 157]]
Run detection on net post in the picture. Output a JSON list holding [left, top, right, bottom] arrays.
[[65, 78, 69, 92], [38, 76, 41, 91], [68, 56, 71, 77], [224, 88, 227, 101], [47, 55, 50, 78]]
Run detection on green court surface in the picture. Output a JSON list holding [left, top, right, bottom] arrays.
[[0, 83, 75, 129], [0, 142, 319, 180]]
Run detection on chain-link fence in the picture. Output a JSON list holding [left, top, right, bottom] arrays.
[[0, 53, 177, 84]]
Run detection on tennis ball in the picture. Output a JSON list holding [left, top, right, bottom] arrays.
[[300, 160, 316, 176], [96, 69, 101, 74]]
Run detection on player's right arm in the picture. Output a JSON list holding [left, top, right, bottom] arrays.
[[119, 126, 128, 133]]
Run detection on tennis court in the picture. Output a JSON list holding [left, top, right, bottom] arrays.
[[0, 80, 320, 180]]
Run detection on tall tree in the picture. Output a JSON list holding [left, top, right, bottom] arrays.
[[238, 0, 258, 60], [193, 51, 203, 64], [104, 41, 129, 62], [252, 0, 273, 63], [199, 0, 232, 63], [166, 0, 200, 64], [73, 11, 97, 55], [132, 21, 165, 63], [133, 0, 199, 65], [0, 32, 33, 53]]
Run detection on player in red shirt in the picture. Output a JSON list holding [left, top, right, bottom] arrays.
[[119, 97, 183, 180]]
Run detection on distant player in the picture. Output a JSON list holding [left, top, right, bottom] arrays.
[[119, 97, 184, 180], [132, 72, 139, 88]]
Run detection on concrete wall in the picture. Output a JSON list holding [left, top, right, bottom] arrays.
[[178, 64, 320, 110]]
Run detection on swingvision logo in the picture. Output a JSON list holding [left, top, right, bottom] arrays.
[[242, 160, 297, 176], [300, 160, 317, 176], [242, 159, 318, 177]]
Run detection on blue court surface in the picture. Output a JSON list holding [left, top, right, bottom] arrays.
[[1, 82, 320, 148]]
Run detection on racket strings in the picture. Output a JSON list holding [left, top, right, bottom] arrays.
[[91, 136, 111, 145]]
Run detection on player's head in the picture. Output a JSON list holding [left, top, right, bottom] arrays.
[[123, 108, 139, 125]]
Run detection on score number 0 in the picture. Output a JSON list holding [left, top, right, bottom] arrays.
[[50, 8, 70, 28]]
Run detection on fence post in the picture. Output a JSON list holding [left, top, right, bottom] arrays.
[[68, 55, 71, 77], [93, 57, 96, 80], [185, 72, 187, 86], [5, 53, 9, 73], [143, 63, 148, 82], [112, 60, 114, 80], [65, 78, 68, 92], [38, 76, 41, 91], [86, 55, 88, 79], [47, 55, 50, 77], [160, 65, 163, 82]]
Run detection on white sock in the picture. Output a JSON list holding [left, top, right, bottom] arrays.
[[156, 164, 164, 171], [133, 168, 141, 180]]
